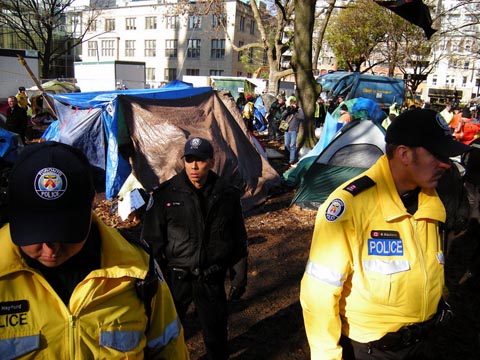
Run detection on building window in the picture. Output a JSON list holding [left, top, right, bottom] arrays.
[[211, 39, 225, 59], [89, 20, 97, 32], [126, 18, 136, 30], [463, 76, 467, 86], [238, 41, 244, 61], [70, 13, 82, 36], [186, 69, 200, 76], [248, 48, 254, 64], [105, 18, 115, 31], [188, 15, 202, 29], [101, 40, 115, 57], [145, 40, 156, 57], [239, 16, 245, 31], [165, 68, 177, 81], [125, 40, 135, 57], [87, 41, 98, 57], [146, 67, 155, 81], [145, 16, 157, 30], [464, 61, 470, 70], [165, 15, 178, 29], [237, 71, 242, 76], [249, 20, 255, 35], [165, 39, 178, 58], [212, 14, 226, 28], [187, 39, 201, 58], [210, 70, 224, 76], [432, 75, 437, 86]]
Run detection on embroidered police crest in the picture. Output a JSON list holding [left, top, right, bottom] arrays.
[[34, 167, 67, 200], [325, 198, 345, 222]]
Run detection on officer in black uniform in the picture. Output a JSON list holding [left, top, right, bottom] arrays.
[[142, 137, 248, 360]]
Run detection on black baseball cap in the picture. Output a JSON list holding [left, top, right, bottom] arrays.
[[385, 109, 470, 158], [183, 137, 214, 160], [7, 141, 95, 246]]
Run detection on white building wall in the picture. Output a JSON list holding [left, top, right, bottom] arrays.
[[75, 0, 258, 88], [424, 0, 480, 103]]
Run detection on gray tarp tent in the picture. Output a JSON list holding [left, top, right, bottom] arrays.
[[46, 81, 280, 211]]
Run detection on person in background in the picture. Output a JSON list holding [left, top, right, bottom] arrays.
[[236, 92, 246, 111], [267, 94, 286, 141], [286, 94, 297, 107], [440, 103, 453, 125], [314, 96, 328, 128], [454, 108, 480, 144], [142, 137, 248, 360], [300, 109, 471, 360], [6, 95, 28, 143], [15, 86, 28, 110], [0, 141, 189, 359], [337, 104, 352, 130], [242, 94, 255, 131], [449, 107, 462, 133], [381, 112, 396, 130], [281, 97, 304, 165], [327, 98, 336, 114]]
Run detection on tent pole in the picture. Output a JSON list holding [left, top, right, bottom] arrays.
[[17, 55, 57, 119]]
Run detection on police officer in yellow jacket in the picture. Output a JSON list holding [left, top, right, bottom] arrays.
[[0, 141, 189, 359], [300, 109, 471, 360]]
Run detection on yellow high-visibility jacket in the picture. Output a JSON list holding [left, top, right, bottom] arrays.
[[300, 155, 446, 360], [0, 214, 189, 360]]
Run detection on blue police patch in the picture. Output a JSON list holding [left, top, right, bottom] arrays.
[[368, 238, 404, 256], [325, 198, 345, 222]]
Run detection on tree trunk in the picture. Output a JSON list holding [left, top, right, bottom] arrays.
[[294, 0, 319, 154]]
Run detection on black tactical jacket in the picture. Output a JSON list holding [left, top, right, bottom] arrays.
[[142, 170, 247, 272]]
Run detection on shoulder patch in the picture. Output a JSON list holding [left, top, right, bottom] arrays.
[[325, 198, 346, 222], [343, 175, 375, 196]]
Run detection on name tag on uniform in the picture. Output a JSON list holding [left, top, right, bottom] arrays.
[[368, 230, 403, 256]]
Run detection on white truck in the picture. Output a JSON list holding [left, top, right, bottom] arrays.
[[0, 48, 39, 101], [74, 60, 146, 92]]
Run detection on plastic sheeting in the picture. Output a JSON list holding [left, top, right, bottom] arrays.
[[0, 128, 22, 163], [290, 119, 386, 209], [284, 98, 387, 187], [44, 81, 280, 210], [118, 90, 281, 211]]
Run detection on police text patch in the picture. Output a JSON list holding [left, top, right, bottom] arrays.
[[325, 198, 345, 222], [368, 238, 404, 256]]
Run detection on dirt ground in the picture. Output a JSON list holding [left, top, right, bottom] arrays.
[[94, 137, 317, 360]]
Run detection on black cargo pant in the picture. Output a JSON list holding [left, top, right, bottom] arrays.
[[340, 336, 423, 360], [167, 268, 229, 360]]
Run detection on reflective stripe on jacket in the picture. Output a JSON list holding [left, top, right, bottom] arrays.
[[0, 214, 189, 360], [300, 155, 446, 360]]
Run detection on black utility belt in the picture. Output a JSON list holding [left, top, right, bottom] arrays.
[[171, 264, 223, 281], [367, 318, 436, 353]]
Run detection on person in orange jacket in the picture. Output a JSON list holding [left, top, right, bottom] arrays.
[[454, 108, 480, 144]]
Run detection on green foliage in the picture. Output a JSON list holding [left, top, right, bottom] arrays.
[[325, 0, 388, 71]]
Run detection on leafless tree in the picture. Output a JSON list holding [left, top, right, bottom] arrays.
[[0, 0, 101, 78]]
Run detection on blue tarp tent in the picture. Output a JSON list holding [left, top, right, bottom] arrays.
[[45, 81, 215, 198], [0, 128, 22, 163], [44, 81, 280, 209]]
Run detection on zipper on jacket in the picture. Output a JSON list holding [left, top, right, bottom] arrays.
[[413, 219, 428, 320], [69, 314, 77, 359]]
